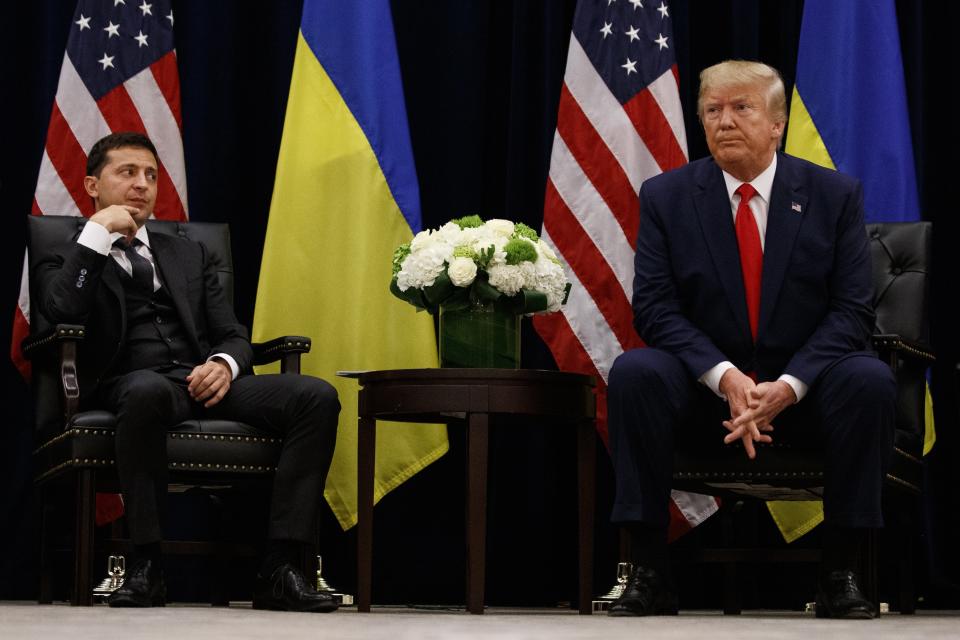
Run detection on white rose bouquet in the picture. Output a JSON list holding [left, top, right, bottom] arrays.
[[391, 215, 571, 315]]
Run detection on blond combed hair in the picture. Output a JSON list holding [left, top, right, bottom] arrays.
[[697, 60, 787, 125]]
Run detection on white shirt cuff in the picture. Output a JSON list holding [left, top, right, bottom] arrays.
[[209, 353, 239, 380], [77, 220, 113, 255], [777, 374, 807, 403], [699, 361, 735, 399]]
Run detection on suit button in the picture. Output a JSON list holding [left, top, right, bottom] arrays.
[[75, 281, 83, 288], [80, 268, 88, 275], [172, 359, 180, 365], [166, 337, 174, 343], [156, 316, 163, 323]]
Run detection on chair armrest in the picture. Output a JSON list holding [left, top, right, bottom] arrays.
[[20, 324, 86, 360], [252, 336, 312, 374], [872, 334, 935, 365], [21, 324, 84, 419]]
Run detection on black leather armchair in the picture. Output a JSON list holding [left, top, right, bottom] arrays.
[[23, 214, 312, 605], [671, 222, 933, 613]]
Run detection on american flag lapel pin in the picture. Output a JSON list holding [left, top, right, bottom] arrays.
[[791, 202, 802, 213]]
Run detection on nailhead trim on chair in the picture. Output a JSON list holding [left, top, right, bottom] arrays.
[[257, 340, 309, 355], [872, 335, 935, 361], [893, 446, 921, 465], [169, 461, 277, 472], [675, 471, 825, 479], [885, 472, 920, 493], [33, 427, 113, 455], [169, 433, 281, 444], [23, 326, 86, 352]]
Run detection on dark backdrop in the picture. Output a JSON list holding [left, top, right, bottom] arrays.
[[2, 0, 955, 608]]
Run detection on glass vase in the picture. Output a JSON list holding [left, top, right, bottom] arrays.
[[438, 301, 521, 368]]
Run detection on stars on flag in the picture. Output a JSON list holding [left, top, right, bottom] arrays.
[[139, 1, 153, 16], [98, 53, 115, 70], [595, 0, 674, 77], [104, 21, 120, 38], [166, 11, 174, 25], [135, 30, 149, 47], [75, 14, 91, 31]]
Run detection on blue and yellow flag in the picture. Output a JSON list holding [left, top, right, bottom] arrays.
[[253, 0, 447, 529], [772, 0, 929, 542]]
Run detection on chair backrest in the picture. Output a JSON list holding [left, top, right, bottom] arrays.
[[866, 222, 931, 344], [866, 221, 931, 462], [27, 215, 235, 308], [25, 215, 235, 440]]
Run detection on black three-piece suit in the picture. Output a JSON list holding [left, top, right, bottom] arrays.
[[36, 224, 340, 545]]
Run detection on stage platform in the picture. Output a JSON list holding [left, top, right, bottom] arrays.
[[2, 602, 959, 639]]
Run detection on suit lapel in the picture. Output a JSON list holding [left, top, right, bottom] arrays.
[[149, 230, 202, 355], [693, 159, 752, 344], [758, 153, 806, 340]]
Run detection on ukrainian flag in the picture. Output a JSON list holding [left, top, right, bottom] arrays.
[[770, 0, 930, 542], [252, 0, 447, 529]]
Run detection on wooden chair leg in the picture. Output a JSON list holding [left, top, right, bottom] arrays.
[[356, 416, 375, 613], [577, 419, 595, 614], [721, 504, 742, 615], [863, 528, 879, 612], [37, 486, 53, 604], [72, 470, 96, 606]]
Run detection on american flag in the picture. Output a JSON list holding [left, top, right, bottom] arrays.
[[12, 0, 187, 525], [532, 0, 718, 537], [12, 0, 188, 379]]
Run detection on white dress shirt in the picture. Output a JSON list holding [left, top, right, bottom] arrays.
[[77, 220, 239, 380], [697, 155, 808, 403]]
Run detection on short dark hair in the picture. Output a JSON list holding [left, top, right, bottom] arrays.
[[86, 132, 159, 177]]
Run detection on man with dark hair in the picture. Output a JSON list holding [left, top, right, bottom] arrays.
[[36, 131, 341, 612], [607, 61, 893, 619]]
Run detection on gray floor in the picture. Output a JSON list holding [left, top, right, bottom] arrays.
[[1, 602, 959, 640]]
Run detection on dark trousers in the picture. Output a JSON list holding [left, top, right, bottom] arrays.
[[607, 348, 895, 529], [98, 368, 340, 545]]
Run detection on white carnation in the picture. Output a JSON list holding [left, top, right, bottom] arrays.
[[434, 221, 464, 245], [487, 264, 526, 296], [537, 239, 558, 261], [485, 219, 515, 238], [533, 256, 569, 312], [396, 245, 448, 291], [447, 257, 478, 287]]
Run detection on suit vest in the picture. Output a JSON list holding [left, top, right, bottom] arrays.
[[107, 262, 199, 376]]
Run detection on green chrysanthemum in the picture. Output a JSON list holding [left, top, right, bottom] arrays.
[[504, 238, 537, 265], [452, 215, 484, 229], [512, 222, 539, 242], [452, 245, 479, 261], [392, 243, 411, 276]]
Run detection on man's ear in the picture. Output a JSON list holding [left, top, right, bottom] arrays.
[[83, 175, 99, 198]]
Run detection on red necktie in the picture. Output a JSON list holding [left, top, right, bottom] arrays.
[[734, 183, 762, 341]]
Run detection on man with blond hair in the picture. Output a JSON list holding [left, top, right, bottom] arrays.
[[607, 60, 892, 618]]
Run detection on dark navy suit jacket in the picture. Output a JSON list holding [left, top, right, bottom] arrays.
[[633, 151, 875, 387]]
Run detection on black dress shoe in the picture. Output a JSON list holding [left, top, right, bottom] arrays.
[[608, 566, 678, 616], [252, 563, 338, 613], [815, 570, 877, 619], [107, 558, 166, 608]]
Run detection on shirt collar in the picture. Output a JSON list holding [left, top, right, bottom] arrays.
[[109, 224, 151, 249], [721, 153, 777, 205]]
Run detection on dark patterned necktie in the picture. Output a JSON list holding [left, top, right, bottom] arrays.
[[114, 238, 155, 293]]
